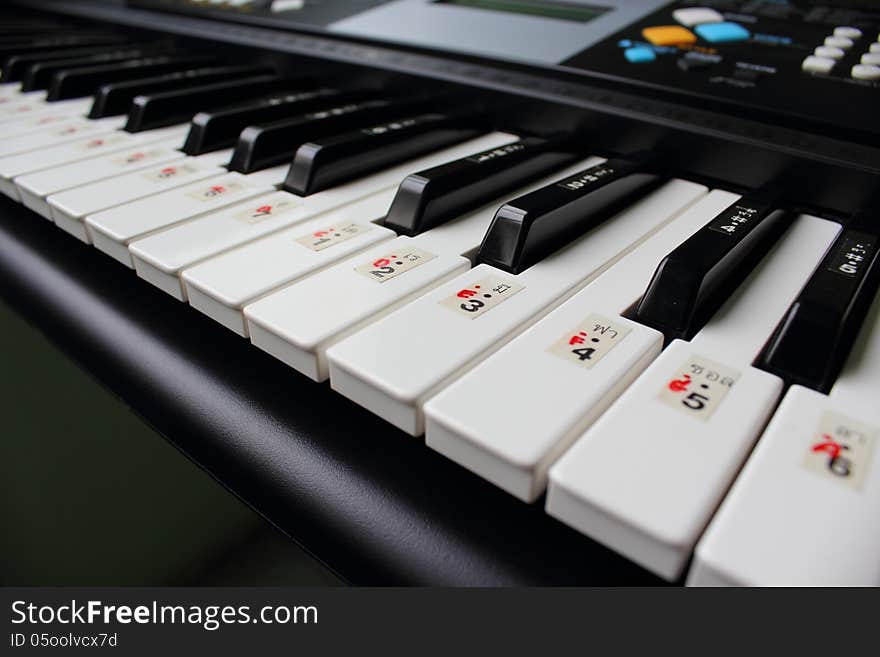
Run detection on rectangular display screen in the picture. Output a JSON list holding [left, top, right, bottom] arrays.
[[435, 0, 610, 24]]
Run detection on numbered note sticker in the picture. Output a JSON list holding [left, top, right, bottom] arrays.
[[802, 411, 877, 491], [74, 133, 128, 152], [185, 179, 247, 203], [355, 248, 435, 282], [296, 222, 370, 250], [439, 276, 524, 319], [110, 147, 168, 168], [656, 355, 740, 421], [141, 163, 200, 183], [235, 196, 302, 225], [547, 313, 632, 369]]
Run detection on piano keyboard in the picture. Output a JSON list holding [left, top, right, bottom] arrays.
[[1, 3, 879, 586]]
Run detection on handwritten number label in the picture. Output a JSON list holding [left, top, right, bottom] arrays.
[[354, 248, 435, 282], [141, 163, 200, 183], [802, 411, 877, 491], [439, 276, 524, 319], [547, 313, 632, 369], [185, 179, 246, 202], [656, 355, 740, 421], [233, 196, 301, 225], [295, 222, 369, 250]]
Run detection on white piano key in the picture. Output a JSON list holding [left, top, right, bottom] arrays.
[[424, 189, 733, 502], [0, 83, 23, 97], [131, 132, 515, 301], [0, 100, 93, 145], [688, 293, 880, 586], [327, 179, 707, 436], [136, 191, 394, 300], [0, 123, 188, 202], [17, 133, 187, 219], [545, 214, 841, 580], [48, 149, 231, 242], [241, 158, 604, 376], [0, 115, 124, 158], [0, 96, 91, 125], [87, 164, 288, 267]]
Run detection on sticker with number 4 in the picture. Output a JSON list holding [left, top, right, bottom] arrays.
[[547, 313, 632, 369], [296, 222, 369, 250], [656, 355, 740, 421]]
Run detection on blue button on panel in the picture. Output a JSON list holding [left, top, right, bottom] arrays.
[[695, 22, 751, 43], [624, 46, 656, 63]]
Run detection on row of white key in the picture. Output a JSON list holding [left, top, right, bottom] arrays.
[[129, 132, 517, 303], [326, 179, 708, 436], [546, 213, 840, 580], [689, 290, 880, 585], [243, 157, 606, 377], [424, 190, 739, 503]]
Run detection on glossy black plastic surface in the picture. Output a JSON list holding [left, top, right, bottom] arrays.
[[476, 157, 660, 274], [22, 46, 168, 92], [285, 112, 483, 196], [182, 86, 353, 156], [229, 97, 415, 174], [757, 215, 880, 392], [383, 137, 580, 237], [47, 54, 214, 101], [3, 44, 156, 82], [634, 194, 792, 341], [123, 73, 283, 132], [88, 65, 266, 119]]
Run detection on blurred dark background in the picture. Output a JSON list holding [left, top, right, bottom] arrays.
[[0, 299, 342, 586]]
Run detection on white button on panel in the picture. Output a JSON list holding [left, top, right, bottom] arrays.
[[833, 26, 862, 39], [546, 214, 840, 581], [327, 180, 707, 436], [130, 133, 515, 301], [16, 133, 188, 220], [87, 165, 288, 267], [814, 45, 844, 59], [671, 7, 723, 27], [134, 191, 395, 301], [0, 116, 124, 158], [0, 124, 188, 200], [860, 52, 880, 66], [48, 149, 232, 242], [824, 35, 854, 49], [425, 190, 731, 503], [240, 158, 604, 374], [851, 64, 880, 80], [802, 55, 836, 74], [690, 290, 880, 586]]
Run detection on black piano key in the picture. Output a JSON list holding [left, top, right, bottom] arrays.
[[632, 194, 791, 341], [4, 44, 167, 83], [757, 216, 880, 392], [285, 112, 487, 196], [228, 97, 426, 174], [475, 156, 662, 274], [182, 86, 359, 156], [22, 46, 171, 92], [124, 74, 294, 133], [46, 54, 216, 101], [89, 65, 272, 119], [383, 136, 581, 237], [0, 34, 126, 61]]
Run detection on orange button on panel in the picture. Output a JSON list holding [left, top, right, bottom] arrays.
[[641, 25, 697, 47]]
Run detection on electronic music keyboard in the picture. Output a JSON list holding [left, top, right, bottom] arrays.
[[1, 0, 878, 586]]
